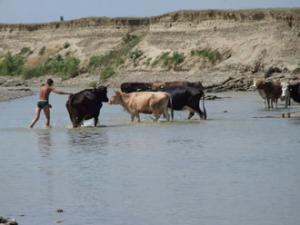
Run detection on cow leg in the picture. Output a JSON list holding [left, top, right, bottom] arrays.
[[94, 112, 100, 127], [94, 117, 99, 127], [187, 112, 195, 119], [73, 116, 82, 128], [266, 98, 270, 110], [153, 113, 160, 122], [188, 100, 204, 119], [130, 114, 135, 122], [163, 109, 170, 121], [136, 113, 141, 122]]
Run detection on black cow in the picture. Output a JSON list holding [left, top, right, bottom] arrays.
[[152, 81, 204, 92], [120, 82, 152, 93], [66, 86, 109, 128], [282, 82, 300, 108], [155, 85, 207, 120]]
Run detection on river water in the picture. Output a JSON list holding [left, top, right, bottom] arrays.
[[0, 91, 300, 225]]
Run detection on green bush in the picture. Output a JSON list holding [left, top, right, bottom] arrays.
[[0, 52, 25, 76], [101, 67, 115, 80], [151, 51, 184, 68], [22, 55, 80, 79], [130, 49, 143, 60], [44, 55, 80, 78], [39, 46, 46, 55], [169, 52, 184, 65], [191, 49, 221, 63], [63, 42, 71, 49], [22, 65, 45, 79], [19, 47, 33, 56]]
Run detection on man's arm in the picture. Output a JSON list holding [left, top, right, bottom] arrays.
[[51, 88, 72, 95]]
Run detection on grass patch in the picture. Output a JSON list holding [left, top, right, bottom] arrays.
[[191, 49, 221, 63], [39, 46, 46, 55], [20, 47, 33, 56], [23, 55, 80, 79], [89, 33, 142, 80], [100, 67, 115, 80], [151, 51, 185, 68]]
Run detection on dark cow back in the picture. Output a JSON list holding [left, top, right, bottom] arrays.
[[66, 86, 108, 128], [120, 82, 152, 93]]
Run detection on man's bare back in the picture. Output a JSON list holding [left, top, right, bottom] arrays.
[[39, 84, 53, 101]]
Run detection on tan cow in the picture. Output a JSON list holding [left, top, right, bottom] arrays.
[[253, 78, 282, 109], [109, 91, 171, 122]]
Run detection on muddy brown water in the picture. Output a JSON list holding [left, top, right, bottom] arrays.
[[0, 91, 300, 225]]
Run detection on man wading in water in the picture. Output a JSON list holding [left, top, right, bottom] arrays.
[[29, 78, 71, 128]]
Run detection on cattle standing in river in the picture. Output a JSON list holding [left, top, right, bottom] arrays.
[[66, 86, 109, 128], [153, 85, 207, 120], [253, 79, 282, 109], [281, 82, 300, 108], [121, 81, 206, 120], [109, 91, 171, 122]]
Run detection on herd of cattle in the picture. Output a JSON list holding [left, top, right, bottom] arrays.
[[65, 79, 300, 128]]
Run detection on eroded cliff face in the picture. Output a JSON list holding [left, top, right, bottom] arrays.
[[0, 9, 299, 87]]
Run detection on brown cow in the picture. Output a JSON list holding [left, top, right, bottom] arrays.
[[253, 78, 282, 109], [109, 91, 171, 122]]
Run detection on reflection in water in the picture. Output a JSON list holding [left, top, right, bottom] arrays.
[[37, 129, 52, 157], [67, 128, 109, 154]]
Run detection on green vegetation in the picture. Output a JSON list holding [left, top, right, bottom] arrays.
[[88, 81, 98, 88], [20, 47, 33, 56], [63, 42, 71, 49], [191, 49, 221, 63], [0, 52, 25, 76], [89, 34, 142, 80], [23, 55, 80, 79], [39, 46, 46, 55], [152, 51, 185, 68], [130, 49, 143, 61], [0, 50, 80, 79], [101, 67, 115, 80], [291, 9, 300, 15]]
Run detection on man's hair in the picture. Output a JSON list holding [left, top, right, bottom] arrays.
[[46, 78, 54, 86]]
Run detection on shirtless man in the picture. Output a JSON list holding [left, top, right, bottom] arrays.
[[29, 78, 71, 128]]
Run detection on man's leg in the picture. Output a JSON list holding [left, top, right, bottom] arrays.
[[43, 106, 51, 127], [30, 107, 42, 128]]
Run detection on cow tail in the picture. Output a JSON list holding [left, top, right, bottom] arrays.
[[202, 92, 207, 120], [169, 94, 174, 120]]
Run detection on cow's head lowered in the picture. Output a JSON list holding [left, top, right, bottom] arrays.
[[109, 91, 122, 105], [95, 86, 109, 103]]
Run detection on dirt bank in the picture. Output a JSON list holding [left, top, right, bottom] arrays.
[[0, 9, 299, 95]]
